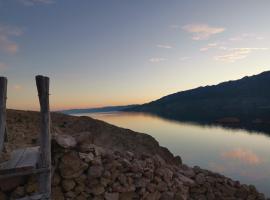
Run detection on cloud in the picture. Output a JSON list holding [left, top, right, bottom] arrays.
[[0, 24, 23, 54], [149, 57, 166, 63], [182, 24, 225, 40], [19, 0, 54, 6], [222, 148, 262, 165], [180, 56, 191, 61], [215, 48, 269, 62], [157, 44, 172, 49], [200, 43, 219, 52], [229, 33, 265, 42]]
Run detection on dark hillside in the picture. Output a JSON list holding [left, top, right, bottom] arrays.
[[126, 71, 270, 126]]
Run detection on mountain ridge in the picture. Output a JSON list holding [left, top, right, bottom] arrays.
[[125, 71, 270, 126], [59, 105, 137, 115]]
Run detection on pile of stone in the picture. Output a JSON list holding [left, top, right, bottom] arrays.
[[0, 134, 267, 200]]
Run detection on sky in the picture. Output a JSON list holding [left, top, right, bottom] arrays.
[[0, 0, 270, 111]]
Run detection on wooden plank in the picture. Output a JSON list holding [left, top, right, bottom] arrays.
[[0, 148, 25, 170], [16, 147, 39, 168], [36, 75, 51, 198], [0, 77, 7, 152], [0, 147, 39, 174], [0, 167, 49, 179]]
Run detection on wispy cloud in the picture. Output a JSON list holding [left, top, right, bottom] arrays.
[[19, 0, 54, 6], [157, 44, 173, 49], [229, 33, 264, 42], [215, 48, 269, 62], [0, 24, 23, 54], [200, 42, 228, 52], [180, 56, 191, 61], [222, 148, 262, 165], [149, 57, 166, 63], [182, 24, 225, 40]]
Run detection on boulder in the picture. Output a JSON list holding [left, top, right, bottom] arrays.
[[105, 192, 119, 200], [54, 134, 77, 149], [88, 165, 104, 178], [59, 151, 88, 179], [62, 179, 76, 192]]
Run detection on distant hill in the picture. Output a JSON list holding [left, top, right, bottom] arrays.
[[59, 105, 137, 115], [126, 71, 270, 125]]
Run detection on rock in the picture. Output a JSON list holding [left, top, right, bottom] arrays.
[[134, 177, 149, 188], [195, 173, 206, 185], [119, 192, 137, 200], [145, 191, 161, 200], [59, 151, 88, 179], [146, 183, 156, 193], [175, 192, 188, 200], [65, 191, 76, 198], [52, 187, 65, 200], [79, 143, 105, 156], [174, 155, 182, 165], [105, 192, 119, 200], [153, 154, 166, 167], [0, 152, 10, 163], [52, 173, 61, 186], [74, 185, 85, 194], [10, 186, 25, 198], [156, 181, 168, 192], [76, 194, 88, 200], [54, 134, 77, 149], [88, 165, 104, 178], [179, 168, 195, 178], [177, 173, 195, 186], [0, 191, 7, 200], [91, 184, 105, 195], [0, 177, 25, 191], [62, 179, 76, 192], [25, 176, 38, 194], [75, 174, 87, 185], [161, 192, 174, 200], [25, 182, 38, 194], [79, 152, 94, 163]]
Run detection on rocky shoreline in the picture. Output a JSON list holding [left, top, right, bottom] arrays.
[[0, 110, 269, 199]]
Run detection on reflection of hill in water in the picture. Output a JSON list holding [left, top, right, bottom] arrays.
[[125, 71, 270, 137], [138, 112, 270, 137]]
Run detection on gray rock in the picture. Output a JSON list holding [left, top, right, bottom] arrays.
[[62, 179, 76, 192], [105, 192, 119, 200], [88, 165, 104, 178], [195, 173, 206, 185], [54, 134, 77, 149], [59, 151, 88, 179]]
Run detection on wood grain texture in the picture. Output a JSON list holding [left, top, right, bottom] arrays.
[[35, 75, 51, 198], [0, 147, 39, 175], [0, 77, 7, 152]]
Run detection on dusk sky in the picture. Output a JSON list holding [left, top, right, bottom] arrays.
[[1, 0, 270, 110]]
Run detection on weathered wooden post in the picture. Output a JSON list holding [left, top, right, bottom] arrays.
[[0, 77, 7, 153], [36, 75, 51, 199]]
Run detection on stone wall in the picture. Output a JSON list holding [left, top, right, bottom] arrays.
[[0, 134, 267, 200]]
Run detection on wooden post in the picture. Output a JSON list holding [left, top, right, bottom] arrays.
[[36, 75, 51, 198], [0, 77, 7, 153]]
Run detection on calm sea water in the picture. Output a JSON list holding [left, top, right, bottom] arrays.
[[75, 112, 270, 196]]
